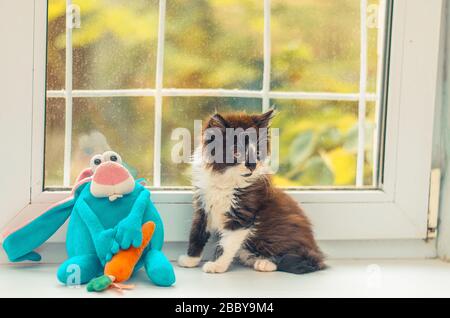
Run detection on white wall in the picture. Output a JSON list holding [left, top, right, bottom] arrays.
[[437, 1, 450, 259], [0, 2, 35, 230]]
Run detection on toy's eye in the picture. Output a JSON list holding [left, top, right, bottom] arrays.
[[102, 151, 122, 164], [89, 154, 103, 171]]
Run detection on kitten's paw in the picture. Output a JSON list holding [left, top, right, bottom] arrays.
[[254, 259, 277, 272], [178, 255, 201, 268], [202, 261, 228, 274]]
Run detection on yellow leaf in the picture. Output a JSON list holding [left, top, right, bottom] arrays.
[[272, 175, 301, 187], [325, 148, 356, 185], [48, 0, 65, 22]]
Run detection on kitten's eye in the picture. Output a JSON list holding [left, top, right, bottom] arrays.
[[89, 154, 103, 171], [110, 155, 117, 162]]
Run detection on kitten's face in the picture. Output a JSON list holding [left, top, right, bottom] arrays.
[[201, 110, 274, 177]]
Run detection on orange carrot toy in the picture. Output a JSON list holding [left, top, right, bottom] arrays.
[[87, 221, 155, 292]]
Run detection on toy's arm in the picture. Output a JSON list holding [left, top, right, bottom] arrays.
[[78, 199, 119, 264], [115, 189, 150, 249], [148, 201, 164, 250], [78, 199, 105, 236], [129, 189, 149, 221]]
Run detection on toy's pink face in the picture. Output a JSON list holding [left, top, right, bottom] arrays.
[[89, 151, 135, 201]]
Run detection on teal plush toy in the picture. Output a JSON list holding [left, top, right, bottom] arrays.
[[2, 151, 175, 287]]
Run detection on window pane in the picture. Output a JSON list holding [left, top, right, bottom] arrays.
[[45, 98, 65, 186], [365, 101, 377, 185], [271, 99, 376, 187], [45, 0, 386, 190], [44, 97, 155, 187], [271, 0, 382, 93], [69, 0, 159, 89], [161, 97, 262, 186], [164, 0, 264, 89], [367, 0, 383, 92], [46, 0, 65, 90]]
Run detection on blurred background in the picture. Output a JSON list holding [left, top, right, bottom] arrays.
[[45, 0, 382, 188]]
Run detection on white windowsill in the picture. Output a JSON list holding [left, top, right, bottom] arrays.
[[0, 240, 437, 265], [1, 259, 449, 297], [0, 241, 443, 297]]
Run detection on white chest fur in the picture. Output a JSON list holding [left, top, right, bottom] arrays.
[[192, 147, 268, 232], [193, 168, 247, 231], [192, 158, 244, 231], [199, 186, 234, 231]]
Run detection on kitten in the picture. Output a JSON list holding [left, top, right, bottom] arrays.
[[178, 110, 325, 274]]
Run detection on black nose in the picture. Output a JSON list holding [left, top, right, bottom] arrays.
[[245, 162, 257, 171]]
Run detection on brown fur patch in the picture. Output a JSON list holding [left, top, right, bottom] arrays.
[[228, 176, 325, 269]]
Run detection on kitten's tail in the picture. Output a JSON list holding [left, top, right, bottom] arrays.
[[277, 254, 325, 274]]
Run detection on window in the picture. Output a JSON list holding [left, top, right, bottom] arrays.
[[0, 0, 442, 247], [45, 0, 386, 189]]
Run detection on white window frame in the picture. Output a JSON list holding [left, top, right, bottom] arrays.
[[0, 0, 444, 246]]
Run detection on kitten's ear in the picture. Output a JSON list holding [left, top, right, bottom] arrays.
[[207, 113, 229, 130], [254, 109, 275, 128]]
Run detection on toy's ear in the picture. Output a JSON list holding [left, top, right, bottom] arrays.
[[75, 167, 94, 184], [2, 193, 77, 262]]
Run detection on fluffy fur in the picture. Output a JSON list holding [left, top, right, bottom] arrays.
[[178, 111, 325, 274]]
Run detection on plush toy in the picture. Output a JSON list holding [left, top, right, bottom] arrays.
[[2, 151, 175, 288]]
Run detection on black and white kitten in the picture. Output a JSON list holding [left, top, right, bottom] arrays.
[[178, 110, 324, 274]]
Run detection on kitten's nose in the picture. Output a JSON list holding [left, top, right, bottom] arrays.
[[245, 162, 257, 172]]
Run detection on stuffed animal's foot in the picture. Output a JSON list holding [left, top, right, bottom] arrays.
[[148, 264, 176, 287], [144, 249, 176, 287], [57, 254, 103, 285], [178, 255, 201, 268], [253, 259, 277, 272], [202, 261, 229, 274]]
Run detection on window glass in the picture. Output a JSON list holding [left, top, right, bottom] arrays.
[[44, 0, 385, 189]]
